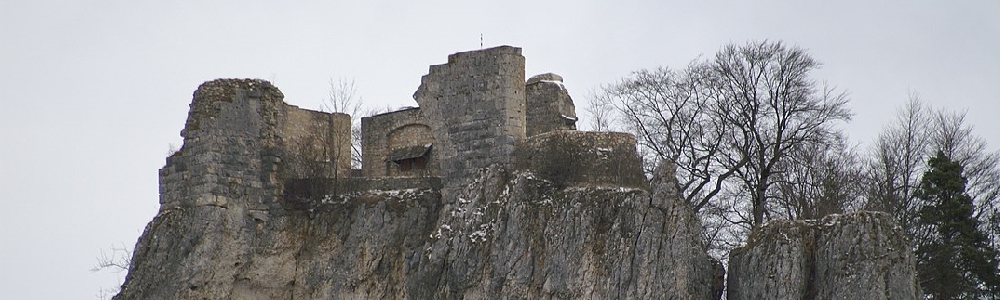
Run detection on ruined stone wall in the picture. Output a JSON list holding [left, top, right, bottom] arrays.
[[513, 131, 645, 189], [413, 45, 526, 201], [727, 211, 920, 300], [137, 79, 296, 299], [360, 107, 438, 177], [281, 105, 352, 179], [525, 73, 577, 137], [160, 79, 285, 211]]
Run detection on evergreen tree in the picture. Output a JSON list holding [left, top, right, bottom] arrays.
[[915, 151, 1000, 299]]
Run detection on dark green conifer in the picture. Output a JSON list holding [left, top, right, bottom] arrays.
[[915, 151, 1000, 299]]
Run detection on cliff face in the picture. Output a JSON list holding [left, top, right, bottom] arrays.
[[114, 78, 718, 299], [117, 156, 717, 300], [727, 212, 921, 300]]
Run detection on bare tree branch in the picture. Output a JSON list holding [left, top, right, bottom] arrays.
[[91, 243, 133, 299], [321, 78, 364, 169], [91, 243, 132, 273], [600, 40, 854, 257], [584, 88, 615, 131], [864, 96, 931, 235]]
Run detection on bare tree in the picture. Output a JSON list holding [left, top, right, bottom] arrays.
[[321, 78, 364, 168], [865, 97, 1000, 297], [604, 63, 738, 211], [584, 88, 615, 131], [91, 244, 132, 273], [602, 40, 852, 234], [772, 133, 863, 220], [864, 95, 1000, 254], [864, 97, 932, 235], [710, 41, 852, 227]]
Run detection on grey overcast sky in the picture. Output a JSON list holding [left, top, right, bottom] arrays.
[[1, 1, 997, 298]]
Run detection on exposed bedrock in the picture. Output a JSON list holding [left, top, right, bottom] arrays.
[[116, 162, 719, 299], [727, 211, 920, 300]]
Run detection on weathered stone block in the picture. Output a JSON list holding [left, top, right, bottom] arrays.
[[281, 105, 352, 179]]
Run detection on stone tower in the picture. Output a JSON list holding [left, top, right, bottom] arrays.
[[160, 79, 286, 211], [525, 73, 577, 137], [412, 46, 526, 200], [160, 79, 351, 211]]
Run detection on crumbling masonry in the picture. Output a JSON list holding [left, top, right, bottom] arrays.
[[363, 46, 633, 200], [161, 45, 642, 210]]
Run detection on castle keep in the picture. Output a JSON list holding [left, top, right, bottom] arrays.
[[358, 46, 635, 199], [161, 45, 643, 209]]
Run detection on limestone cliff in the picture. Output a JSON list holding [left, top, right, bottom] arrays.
[[727, 212, 921, 300], [113, 78, 718, 299]]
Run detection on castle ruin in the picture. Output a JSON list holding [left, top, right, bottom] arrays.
[[359, 46, 637, 200], [160, 45, 643, 210], [120, 45, 920, 300]]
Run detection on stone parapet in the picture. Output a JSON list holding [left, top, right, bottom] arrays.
[[513, 130, 646, 189]]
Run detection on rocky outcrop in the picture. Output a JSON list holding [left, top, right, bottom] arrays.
[[117, 164, 717, 299], [727, 212, 920, 300], [114, 78, 718, 299]]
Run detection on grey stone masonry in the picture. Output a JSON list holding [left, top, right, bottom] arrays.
[[361, 107, 438, 177], [281, 105, 352, 179], [525, 73, 577, 137], [161, 79, 286, 211], [412, 45, 526, 201], [120, 48, 924, 300], [513, 130, 645, 189], [160, 79, 353, 212]]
